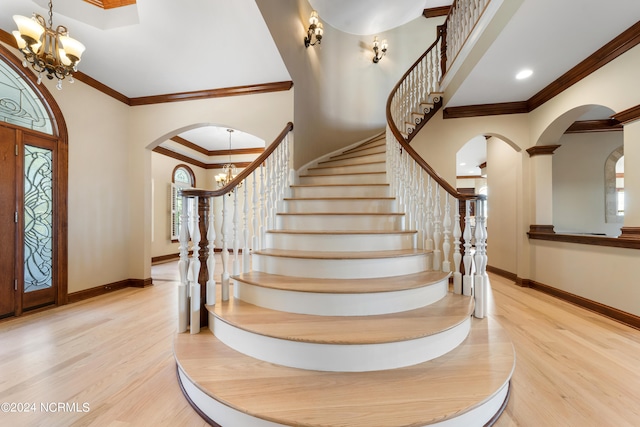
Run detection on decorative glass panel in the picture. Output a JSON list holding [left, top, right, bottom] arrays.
[[174, 168, 190, 185], [0, 60, 53, 134], [24, 145, 53, 292]]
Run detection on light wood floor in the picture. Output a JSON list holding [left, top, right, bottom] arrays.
[[0, 260, 638, 426]]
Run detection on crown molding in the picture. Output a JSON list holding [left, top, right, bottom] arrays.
[[153, 146, 252, 170], [526, 145, 561, 157], [564, 119, 623, 134], [1, 28, 293, 106], [128, 81, 294, 106], [443, 21, 640, 119], [612, 104, 640, 125], [423, 6, 451, 18], [170, 136, 265, 157], [443, 101, 528, 119]]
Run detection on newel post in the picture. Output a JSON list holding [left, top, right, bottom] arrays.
[[438, 23, 448, 77], [196, 196, 210, 328]]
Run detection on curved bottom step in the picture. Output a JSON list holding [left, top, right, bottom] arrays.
[[174, 317, 515, 427]]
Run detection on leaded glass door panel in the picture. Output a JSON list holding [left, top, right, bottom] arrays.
[[20, 133, 56, 311]]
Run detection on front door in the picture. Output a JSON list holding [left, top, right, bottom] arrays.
[[0, 124, 57, 317]]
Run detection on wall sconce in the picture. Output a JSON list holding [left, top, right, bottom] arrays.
[[372, 36, 388, 63], [304, 10, 323, 48]]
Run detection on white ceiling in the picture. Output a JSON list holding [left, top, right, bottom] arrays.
[[1, 0, 638, 167]]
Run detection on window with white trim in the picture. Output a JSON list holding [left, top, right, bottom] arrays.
[[171, 165, 195, 241]]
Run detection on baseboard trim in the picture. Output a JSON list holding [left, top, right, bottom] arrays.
[[486, 265, 517, 282], [68, 278, 153, 303], [487, 266, 639, 329], [152, 249, 246, 265], [527, 280, 640, 331]]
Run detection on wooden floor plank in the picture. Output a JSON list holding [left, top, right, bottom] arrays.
[[0, 262, 638, 426]]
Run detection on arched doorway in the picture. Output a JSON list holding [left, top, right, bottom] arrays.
[[0, 44, 68, 318]]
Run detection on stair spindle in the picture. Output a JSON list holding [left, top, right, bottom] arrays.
[[189, 196, 201, 334], [243, 179, 250, 273], [453, 199, 463, 294], [206, 196, 216, 306], [221, 194, 230, 301], [177, 194, 190, 332]]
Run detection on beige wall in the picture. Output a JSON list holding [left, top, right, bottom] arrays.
[[553, 131, 623, 236], [256, 0, 445, 168], [418, 44, 640, 316], [11, 42, 294, 293], [486, 137, 520, 273]]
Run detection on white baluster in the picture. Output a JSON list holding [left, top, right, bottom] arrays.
[[474, 198, 485, 318], [252, 170, 260, 251], [259, 164, 266, 249], [189, 196, 201, 334], [417, 171, 425, 249], [243, 178, 250, 273], [442, 195, 452, 272], [432, 186, 442, 270], [207, 196, 216, 306], [221, 194, 230, 301], [177, 194, 190, 333], [425, 176, 434, 251], [453, 199, 462, 294], [232, 188, 240, 276], [462, 200, 473, 296]]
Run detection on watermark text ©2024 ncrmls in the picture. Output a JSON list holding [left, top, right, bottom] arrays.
[[1, 402, 90, 413]]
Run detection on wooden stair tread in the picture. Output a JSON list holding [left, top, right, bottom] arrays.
[[266, 229, 415, 235], [276, 211, 403, 216], [307, 164, 385, 172], [299, 171, 386, 177], [233, 270, 447, 293], [321, 151, 385, 164], [175, 317, 514, 427], [290, 183, 389, 187], [252, 248, 429, 260], [341, 140, 386, 154], [208, 292, 472, 344], [283, 197, 395, 200]]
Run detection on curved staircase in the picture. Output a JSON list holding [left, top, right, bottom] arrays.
[[174, 136, 515, 427]]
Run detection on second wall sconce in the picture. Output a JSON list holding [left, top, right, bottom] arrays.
[[304, 10, 323, 47], [373, 36, 388, 63]]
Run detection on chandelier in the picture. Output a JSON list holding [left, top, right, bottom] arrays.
[[215, 129, 240, 190], [12, 0, 86, 90]]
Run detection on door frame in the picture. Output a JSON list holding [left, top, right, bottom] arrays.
[[1, 44, 68, 315]]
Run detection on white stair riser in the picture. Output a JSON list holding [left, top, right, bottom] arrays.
[[252, 252, 430, 279], [233, 279, 447, 316], [276, 214, 404, 231], [299, 173, 387, 185], [318, 152, 386, 167], [265, 231, 415, 251], [332, 145, 385, 159], [306, 162, 386, 175], [283, 198, 398, 213], [291, 185, 390, 198], [211, 314, 471, 372]]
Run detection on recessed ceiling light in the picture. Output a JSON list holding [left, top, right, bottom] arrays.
[[516, 69, 533, 80], [459, 162, 466, 166]]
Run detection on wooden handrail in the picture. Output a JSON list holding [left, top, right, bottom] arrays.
[[386, 32, 476, 201], [182, 122, 293, 198]]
